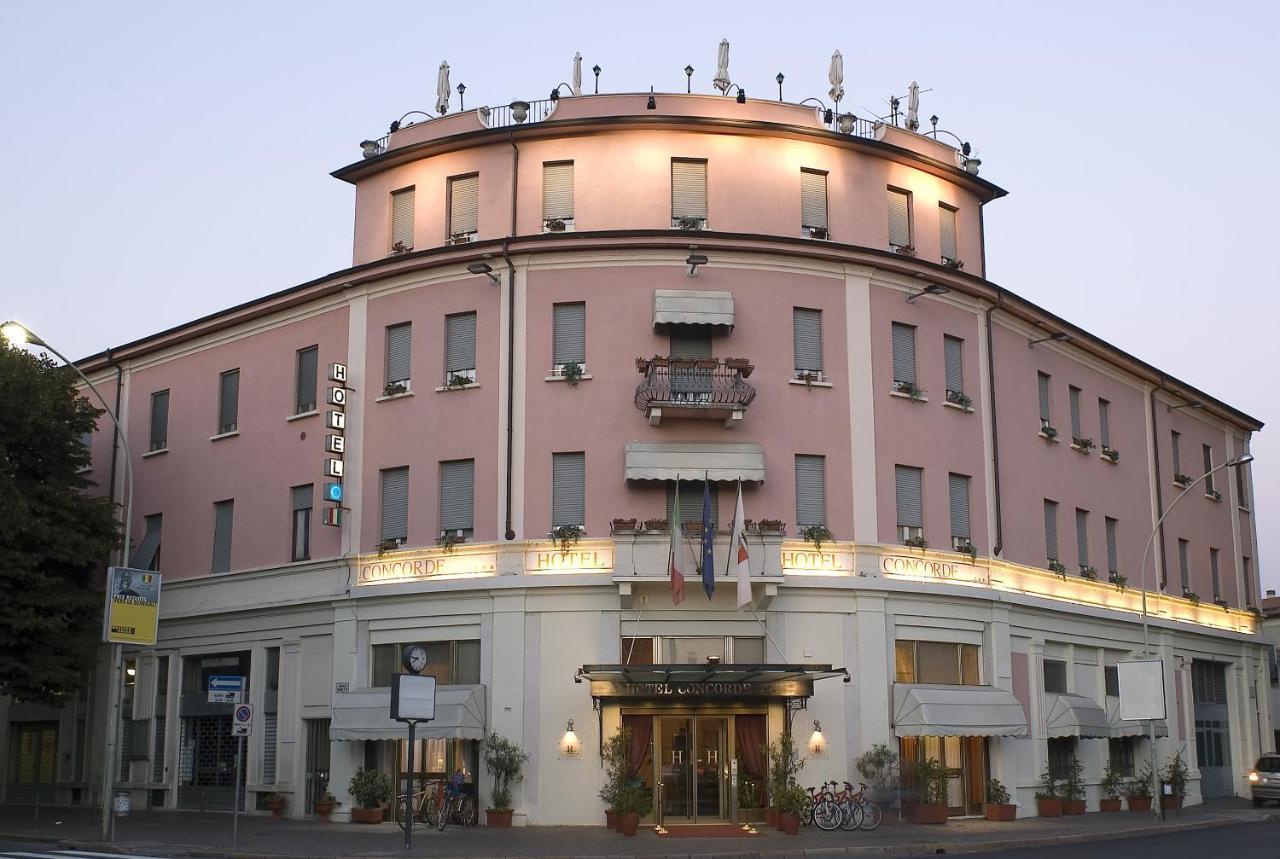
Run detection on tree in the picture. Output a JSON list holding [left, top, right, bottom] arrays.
[[0, 342, 119, 704]]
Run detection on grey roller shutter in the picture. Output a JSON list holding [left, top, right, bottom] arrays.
[[1044, 500, 1059, 561], [669, 325, 712, 358], [793, 308, 823, 373], [449, 174, 479, 236], [212, 500, 234, 573], [446, 312, 477, 373], [939, 204, 958, 261], [800, 169, 827, 230], [1038, 373, 1051, 423], [666, 480, 718, 527], [385, 323, 411, 385], [262, 712, 277, 784], [391, 187, 415, 249], [948, 473, 970, 539], [218, 370, 239, 434], [542, 162, 574, 221], [1075, 508, 1089, 568], [1069, 386, 1082, 439], [1202, 445, 1214, 493], [295, 346, 318, 414], [553, 302, 586, 365], [1178, 539, 1189, 590], [1171, 431, 1181, 474], [887, 188, 911, 247], [943, 336, 963, 395], [380, 467, 409, 542], [150, 390, 169, 451], [1099, 399, 1111, 447], [130, 514, 163, 571], [1210, 547, 1220, 598], [152, 716, 166, 782], [1105, 517, 1118, 573], [891, 323, 916, 384], [551, 452, 585, 527], [794, 455, 826, 527], [439, 459, 474, 533], [895, 465, 923, 528], [671, 159, 707, 220], [292, 484, 313, 511]]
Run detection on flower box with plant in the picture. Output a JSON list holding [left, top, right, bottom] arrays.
[[756, 518, 785, 535], [943, 256, 965, 270], [1183, 590, 1200, 606], [544, 217, 567, 232], [904, 534, 929, 550], [1126, 764, 1154, 812], [799, 524, 833, 551], [946, 389, 973, 410], [557, 360, 584, 385], [1109, 573, 1127, 591], [449, 232, 473, 245], [955, 539, 977, 562], [1173, 473, 1193, 488], [376, 538, 402, 558], [902, 758, 949, 824], [893, 379, 926, 401], [1102, 446, 1120, 463], [1048, 559, 1067, 576], [446, 373, 473, 389], [856, 743, 899, 808], [551, 523, 583, 553], [892, 243, 917, 256], [795, 370, 823, 386], [348, 768, 390, 824], [483, 731, 530, 828], [313, 793, 339, 821], [674, 215, 704, 231], [263, 792, 287, 820], [985, 778, 1016, 821], [610, 518, 638, 534], [1061, 757, 1086, 814], [1214, 597, 1229, 609], [808, 226, 829, 240], [1205, 488, 1222, 502], [1161, 751, 1189, 811], [1071, 436, 1095, 453], [1099, 760, 1125, 812], [1079, 566, 1098, 581], [437, 531, 462, 553], [1040, 424, 1060, 442], [1034, 767, 1062, 817], [383, 381, 408, 397], [390, 240, 412, 255], [642, 518, 668, 532]]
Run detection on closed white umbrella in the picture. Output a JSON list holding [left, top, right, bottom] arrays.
[[828, 50, 844, 108], [713, 39, 730, 94], [572, 52, 582, 96], [906, 80, 920, 131], [436, 61, 451, 115]]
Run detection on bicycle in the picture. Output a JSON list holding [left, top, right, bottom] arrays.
[[436, 782, 476, 830], [396, 779, 445, 832], [848, 781, 882, 831], [811, 781, 851, 831], [834, 781, 880, 831]]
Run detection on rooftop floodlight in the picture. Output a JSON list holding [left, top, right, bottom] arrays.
[[776, 72, 785, 101], [837, 112, 856, 134], [1027, 331, 1071, 348], [510, 100, 531, 123], [592, 64, 601, 94], [736, 88, 746, 104], [685, 65, 694, 93], [905, 283, 950, 303], [686, 253, 709, 276], [467, 261, 500, 285]]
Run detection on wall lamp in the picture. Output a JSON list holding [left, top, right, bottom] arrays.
[[1027, 331, 1071, 348], [1167, 399, 1204, 413], [686, 254, 709, 276], [467, 261, 500, 285], [561, 719, 581, 757], [905, 283, 949, 303], [549, 83, 573, 101], [808, 720, 826, 756]]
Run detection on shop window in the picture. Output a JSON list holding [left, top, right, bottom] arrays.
[[371, 640, 480, 687], [1105, 665, 1120, 697], [1043, 659, 1068, 694], [1108, 737, 1135, 777], [621, 637, 654, 665], [895, 640, 979, 685]]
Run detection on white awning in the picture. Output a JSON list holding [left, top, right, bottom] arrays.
[[331, 685, 486, 741], [624, 442, 765, 483], [653, 289, 735, 328], [1045, 693, 1110, 738], [893, 684, 1028, 737], [1106, 697, 1168, 738]]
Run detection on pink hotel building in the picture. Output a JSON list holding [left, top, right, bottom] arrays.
[[1, 89, 1272, 824]]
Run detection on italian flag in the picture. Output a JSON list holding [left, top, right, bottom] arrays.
[[669, 480, 685, 605]]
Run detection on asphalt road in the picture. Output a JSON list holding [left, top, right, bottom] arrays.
[[903, 821, 1278, 859]]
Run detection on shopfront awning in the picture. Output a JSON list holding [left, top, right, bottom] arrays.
[[893, 684, 1029, 737], [1045, 693, 1110, 738], [623, 441, 765, 482], [577, 664, 848, 701], [653, 289, 735, 328], [331, 685, 486, 741], [1106, 697, 1169, 738]]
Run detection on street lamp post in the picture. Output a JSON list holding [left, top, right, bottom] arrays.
[[1136, 451, 1254, 817], [3, 321, 135, 841]]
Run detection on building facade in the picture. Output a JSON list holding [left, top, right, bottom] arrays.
[[1, 89, 1271, 824]]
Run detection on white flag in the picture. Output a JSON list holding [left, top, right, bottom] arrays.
[[730, 481, 751, 608]]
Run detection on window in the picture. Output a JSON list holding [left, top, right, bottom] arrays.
[[1178, 538, 1190, 592], [1268, 645, 1278, 687], [891, 322, 917, 386], [938, 203, 958, 263], [666, 480, 718, 527], [894, 640, 980, 685], [149, 390, 169, 451], [1047, 737, 1075, 778], [1202, 445, 1214, 494], [887, 187, 912, 249], [1105, 665, 1120, 697], [130, 513, 162, 571], [1191, 660, 1227, 705], [1075, 508, 1090, 571], [1043, 658, 1068, 694], [295, 346, 318, 414], [1108, 737, 1135, 777], [291, 484, 312, 561], [1209, 547, 1220, 600], [800, 169, 828, 235], [669, 324, 712, 358], [623, 636, 764, 666], [671, 159, 707, 228], [621, 637, 655, 665], [445, 312, 477, 384], [212, 499, 234, 573], [793, 308, 823, 377], [1171, 430, 1182, 475], [380, 467, 409, 545], [372, 641, 480, 687], [542, 161, 574, 228], [385, 322, 412, 389], [1243, 556, 1254, 606], [794, 454, 826, 528], [943, 335, 964, 403], [390, 186, 415, 251], [1069, 386, 1082, 441], [439, 459, 475, 538], [552, 302, 586, 370], [948, 473, 970, 549], [217, 370, 239, 435], [447, 174, 479, 240], [1236, 453, 1250, 509], [1098, 399, 1111, 449], [551, 452, 585, 528], [895, 465, 924, 542], [1044, 499, 1059, 563], [1105, 516, 1118, 574], [1038, 372, 1052, 430]]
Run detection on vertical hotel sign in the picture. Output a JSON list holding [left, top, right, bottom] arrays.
[[104, 566, 161, 645], [322, 363, 348, 526]]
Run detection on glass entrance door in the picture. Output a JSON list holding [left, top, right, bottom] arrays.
[[657, 716, 729, 823]]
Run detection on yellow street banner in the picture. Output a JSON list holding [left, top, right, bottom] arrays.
[[104, 566, 161, 645]]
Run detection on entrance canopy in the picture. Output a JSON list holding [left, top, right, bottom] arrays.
[[623, 442, 765, 483], [1045, 693, 1110, 739], [331, 684, 486, 741], [1106, 697, 1169, 738], [893, 684, 1028, 737], [577, 664, 848, 702]]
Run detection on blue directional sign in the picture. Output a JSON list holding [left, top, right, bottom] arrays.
[[208, 675, 245, 703], [325, 482, 343, 503]]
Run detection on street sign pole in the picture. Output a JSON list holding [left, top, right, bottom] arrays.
[[233, 734, 243, 849], [100, 642, 122, 842], [403, 720, 416, 852]]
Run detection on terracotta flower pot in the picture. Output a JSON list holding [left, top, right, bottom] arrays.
[[906, 803, 949, 824], [264, 798, 286, 820], [1035, 797, 1063, 817], [1062, 799, 1086, 815], [605, 809, 617, 829], [313, 799, 335, 821], [1160, 794, 1184, 811], [350, 806, 382, 824], [618, 811, 640, 836], [985, 803, 1017, 821], [1126, 795, 1152, 812], [777, 810, 800, 835], [1099, 798, 1122, 812], [764, 807, 777, 827], [486, 809, 514, 828]]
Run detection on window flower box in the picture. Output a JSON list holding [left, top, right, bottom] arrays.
[[544, 217, 568, 232], [1040, 425, 1060, 443], [1048, 559, 1067, 576], [903, 534, 928, 550], [1213, 598, 1229, 610], [673, 215, 705, 231], [1182, 589, 1200, 605], [891, 243, 917, 257], [893, 380, 926, 401], [755, 518, 785, 535], [1071, 437, 1094, 453], [1204, 489, 1222, 502], [1108, 573, 1127, 591], [808, 226, 829, 240], [945, 389, 973, 410], [943, 256, 964, 270], [610, 518, 638, 534], [551, 523, 584, 553], [1101, 446, 1120, 463], [642, 518, 669, 532], [799, 524, 833, 551], [1173, 473, 1193, 489], [1079, 566, 1098, 581]]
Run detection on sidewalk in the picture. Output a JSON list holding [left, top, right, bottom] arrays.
[[0, 800, 1275, 859]]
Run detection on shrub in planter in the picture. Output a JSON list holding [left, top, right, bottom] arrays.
[[985, 778, 1017, 821], [773, 784, 806, 835], [1061, 757, 1086, 814], [263, 792, 287, 820], [313, 793, 338, 821], [347, 768, 390, 823], [1126, 764, 1154, 811], [856, 743, 900, 807], [1099, 760, 1125, 812], [615, 781, 652, 836], [1035, 767, 1062, 817], [902, 758, 949, 824], [483, 731, 530, 826], [1161, 751, 1189, 811], [599, 726, 630, 829]]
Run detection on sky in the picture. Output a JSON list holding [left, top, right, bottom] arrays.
[[1, 1, 1277, 592]]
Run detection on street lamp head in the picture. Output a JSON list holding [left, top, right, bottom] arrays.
[[1228, 453, 1255, 467], [2, 321, 35, 346]]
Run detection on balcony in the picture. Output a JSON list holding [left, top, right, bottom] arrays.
[[634, 356, 756, 427]]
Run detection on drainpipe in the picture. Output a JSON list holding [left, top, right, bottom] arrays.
[[1149, 380, 1169, 590], [502, 133, 519, 541], [984, 292, 1004, 557]]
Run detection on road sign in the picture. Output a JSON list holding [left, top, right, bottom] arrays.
[[232, 704, 253, 736], [208, 675, 245, 704]]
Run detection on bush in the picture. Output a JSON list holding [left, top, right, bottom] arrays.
[[1127, 763, 1154, 799], [1062, 757, 1086, 801], [1162, 751, 1190, 796], [1035, 765, 1058, 800], [599, 726, 631, 811], [615, 780, 652, 816], [986, 778, 1011, 805], [1101, 760, 1125, 799], [483, 731, 530, 811], [856, 743, 899, 794], [764, 733, 805, 806], [348, 768, 391, 808], [903, 758, 948, 805], [774, 784, 808, 814]]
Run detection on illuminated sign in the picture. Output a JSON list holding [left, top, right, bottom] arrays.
[[526, 548, 614, 573], [881, 554, 987, 584], [323, 362, 348, 527], [781, 548, 854, 574], [324, 482, 343, 503], [357, 552, 498, 584]]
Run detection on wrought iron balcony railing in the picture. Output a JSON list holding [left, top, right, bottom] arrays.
[[634, 356, 756, 427]]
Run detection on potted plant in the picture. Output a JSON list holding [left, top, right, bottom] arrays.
[[1072, 436, 1095, 453], [894, 379, 925, 400], [450, 232, 473, 245], [383, 380, 408, 397], [390, 240, 411, 254], [774, 784, 806, 835], [1035, 766, 1062, 817], [946, 390, 973, 410], [892, 243, 917, 256], [642, 518, 668, 532], [1062, 757, 1086, 814], [437, 531, 461, 553], [1183, 590, 1200, 606], [1102, 446, 1120, 463], [956, 539, 978, 562], [1048, 559, 1067, 576], [809, 226, 829, 240], [545, 217, 567, 232], [313, 792, 338, 821], [1173, 472, 1193, 488], [1109, 573, 1127, 591], [1041, 424, 1060, 441], [902, 758, 948, 824], [904, 534, 928, 550], [610, 518, 638, 534], [1205, 488, 1222, 502], [943, 256, 964, 270], [675, 214, 704, 231], [348, 768, 390, 823], [263, 792, 287, 820], [551, 523, 583, 553], [483, 731, 530, 827], [1161, 751, 1189, 811], [1080, 566, 1098, 581], [985, 778, 1016, 821], [634, 357, 651, 374], [799, 524, 833, 551], [757, 518, 785, 535], [724, 357, 753, 374], [446, 372, 472, 389], [1126, 765, 1153, 812], [856, 743, 899, 808], [764, 733, 805, 830], [1099, 761, 1124, 812], [615, 779, 652, 836], [598, 726, 630, 829]]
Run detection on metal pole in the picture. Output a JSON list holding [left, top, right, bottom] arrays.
[[102, 643, 122, 840], [404, 721, 416, 851], [232, 734, 244, 849]]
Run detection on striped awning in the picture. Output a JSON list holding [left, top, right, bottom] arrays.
[[653, 290, 735, 328], [893, 684, 1028, 737], [1045, 693, 1110, 739], [331, 685, 486, 741], [623, 441, 765, 482]]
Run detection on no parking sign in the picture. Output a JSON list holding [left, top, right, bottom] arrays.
[[232, 704, 253, 737]]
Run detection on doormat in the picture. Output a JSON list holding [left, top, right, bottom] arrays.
[[654, 824, 763, 837]]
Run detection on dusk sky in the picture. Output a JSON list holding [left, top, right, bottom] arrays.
[[2, 2, 1275, 592]]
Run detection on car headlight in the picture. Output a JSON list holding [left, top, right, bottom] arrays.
[[1248, 771, 1259, 782]]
